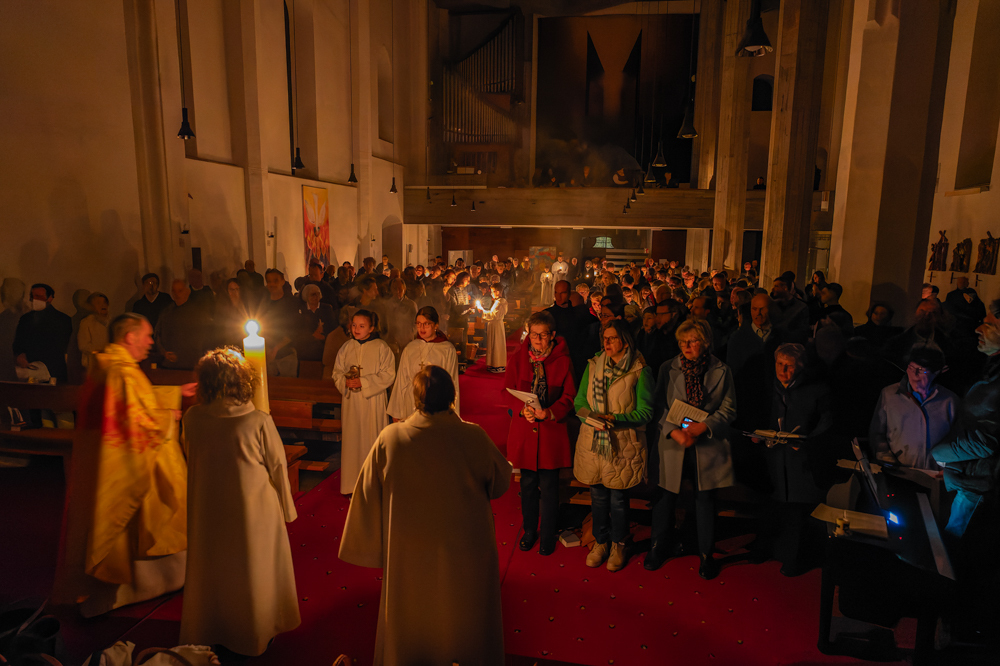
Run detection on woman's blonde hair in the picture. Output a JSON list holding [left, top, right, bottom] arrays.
[[675, 317, 713, 352], [195, 347, 259, 405]]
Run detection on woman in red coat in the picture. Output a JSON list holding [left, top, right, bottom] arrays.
[[504, 310, 577, 555]]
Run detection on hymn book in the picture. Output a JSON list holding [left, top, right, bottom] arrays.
[[666, 400, 709, 426]]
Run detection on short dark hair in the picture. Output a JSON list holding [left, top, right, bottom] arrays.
[[866, 300, 894, 321], [413, 365, 456, 414], [141, 273, 160, 284], [907, 345, 946, 373], [195, 348, 259, 405], [30, 283, 55, 299], [824, 282, 843, 299], [416, 305, 439, 324], [110, 312, 148, 342], [265, 268, 285, 279], [773, 276, 793, 290], [352, 308, 380, 336]]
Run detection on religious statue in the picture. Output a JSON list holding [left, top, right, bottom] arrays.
[[974, 232, 1000, 276], [950, 238, 972, 273], [929, 230, 949, 272]]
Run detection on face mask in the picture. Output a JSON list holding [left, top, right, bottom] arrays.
[[31, 299, 47, 311]]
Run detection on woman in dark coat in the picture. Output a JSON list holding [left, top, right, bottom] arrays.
[[504, 310, 576, 555]]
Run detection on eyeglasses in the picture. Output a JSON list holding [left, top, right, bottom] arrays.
[[678, 339, 701, 348], [603, 335, 620, 343], [907, 363, 934, 376], [528, 332, 551, 340]]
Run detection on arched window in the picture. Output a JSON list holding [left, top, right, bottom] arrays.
[[752, 75, 773, 112]]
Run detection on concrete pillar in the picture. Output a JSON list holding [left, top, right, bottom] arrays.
[[691, 0, 724, 190], [352, 0, 374, 265], [830, 0, 954, 322], [685, 228, 712, 274], [223, 0, 270, 269], [711, 0, 754, 271], [760, 0, 829, 286]]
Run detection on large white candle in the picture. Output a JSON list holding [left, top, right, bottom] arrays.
[[243, 320, 270, 413]]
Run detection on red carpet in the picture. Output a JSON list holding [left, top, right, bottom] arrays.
[[1, 332, 911, 665]]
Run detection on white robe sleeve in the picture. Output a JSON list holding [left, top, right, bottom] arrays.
[[439, 343, 461, 416], [331, 340, 351, 394], [360, 341, 397, 399], [386, 343, 418, 420], [339, 436, 386, 568], [261, 414, 297, 522]]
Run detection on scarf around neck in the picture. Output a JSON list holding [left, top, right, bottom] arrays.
[[680, 352, 710, 409], [591, 349, 633, 457], [528, 341, 554, 408]]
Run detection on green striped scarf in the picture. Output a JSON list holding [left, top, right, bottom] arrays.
[[591, 349, 633, 457]]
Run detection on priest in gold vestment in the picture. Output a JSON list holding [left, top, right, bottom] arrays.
[[53, 313, 190, 617], [340, 366, 511, 666]]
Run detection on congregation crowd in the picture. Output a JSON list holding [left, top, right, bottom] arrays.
[[4, 248, 1000, 663]]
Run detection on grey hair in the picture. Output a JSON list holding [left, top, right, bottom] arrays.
[[300, 284, 321, 301], [775, 342, 807, 366]]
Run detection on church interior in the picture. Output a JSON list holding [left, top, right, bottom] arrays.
[[2, 0, 1000, 665]]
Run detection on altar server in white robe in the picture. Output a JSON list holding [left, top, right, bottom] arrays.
[[478, 283, 508, 373], [341, 365, 511, 666], [180, 348, 299, 656], [539, 264, 554, 306], [386, 306, 460, 420], [333, 309, 396, 494]]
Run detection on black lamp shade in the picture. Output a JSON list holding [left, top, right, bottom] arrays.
[[293, 147, 305, 170], [471, 201, 477, 212], [348, 163, 358, 184], [637, 181, 645, 195], [177, 107, 195, 140], [451, 193, 457, 207], [389, 177, 398, 194], [677, 104, 698, 139], [630, 189, 637, 202], [652, 142, 668, 168], [622, 205, 628, 215], [625, 198, 631, 210], [736, 1, 773, 57]]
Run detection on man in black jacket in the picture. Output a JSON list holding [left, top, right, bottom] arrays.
[[13, 283, 72, 382], [932, 298, 1000, 541]]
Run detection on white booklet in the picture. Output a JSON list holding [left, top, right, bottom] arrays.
[[666, 399, 709, 425], [506, 388, 542, 411]]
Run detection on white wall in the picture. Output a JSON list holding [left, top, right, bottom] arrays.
[[187, 0, 233, 163], [184, 159, 249, 277], [926, 0, 1000, 302], [0, 0, 146, 314]]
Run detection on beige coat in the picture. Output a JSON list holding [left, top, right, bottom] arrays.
[[574, 353, 651, 490], [340, 410, 512, 666], [481, 297, 508, 367], [179, 400, 300, 656]]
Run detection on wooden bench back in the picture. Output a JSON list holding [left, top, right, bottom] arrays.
[[0, 381, 81, 414]]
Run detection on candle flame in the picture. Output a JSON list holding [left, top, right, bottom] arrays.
[[245, 320, 260, 336]]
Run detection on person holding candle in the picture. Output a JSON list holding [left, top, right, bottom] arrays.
[[387, 306, 459, 421], [332, 309, 397, 494], [478, 283, 508, 373]]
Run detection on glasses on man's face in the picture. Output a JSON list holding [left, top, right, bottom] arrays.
[[907, 363, 933, 376], [529, 332, 551, 341], [603, 335, 620, 344]]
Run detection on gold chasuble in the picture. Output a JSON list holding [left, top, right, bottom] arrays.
[[53, 343, 188, 616]]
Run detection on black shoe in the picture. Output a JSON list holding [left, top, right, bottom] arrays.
[[519, 531, 538, 551], [643, 546, 669, 571], [699, 554, 720, 580], [538, 537, 556, 556]]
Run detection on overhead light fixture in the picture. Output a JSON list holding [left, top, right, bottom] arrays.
[[622, 205, 628, 215], [389, 177, 398, 194], [637, 181, 645, 195], [451, 192, 457, 207], [293, 147, 305, 170], [736, 0, 773, 57], [677, 103, 698, 139], [652, 142, 668, 168], [630, 189, 637, 202], [471, 201, 477, 212], [625, 198, 631, 210], [177, 107, 195, 140], [426, 187, 431, 202], [348, 163, 358, 184], [678, 0, 698, 139]]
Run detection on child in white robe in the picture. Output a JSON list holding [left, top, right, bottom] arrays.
[[332, 309, 396, 494], [539, 265, 554, 306], [478, 284, 508, 373], [387, 306, 460, 421]]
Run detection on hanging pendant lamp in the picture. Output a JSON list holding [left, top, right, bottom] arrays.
[[736, 0, 773, 57], [471, 201, 477, 212], [622, 204, 628, 215], [677, 1, 699, 139], [677, 103, 698, 139], [630, 189, 637, 202], [637, 181, 645, 195], [293, 147, 305, 170], [625, 198, 632, 210], [348, 163, 358, 184], [389, 177, 398, 194], [652, 141, 668, 168], [177, 108, 195, 140], [451, 192, 457, 207], [426, 187, 431, 202]]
